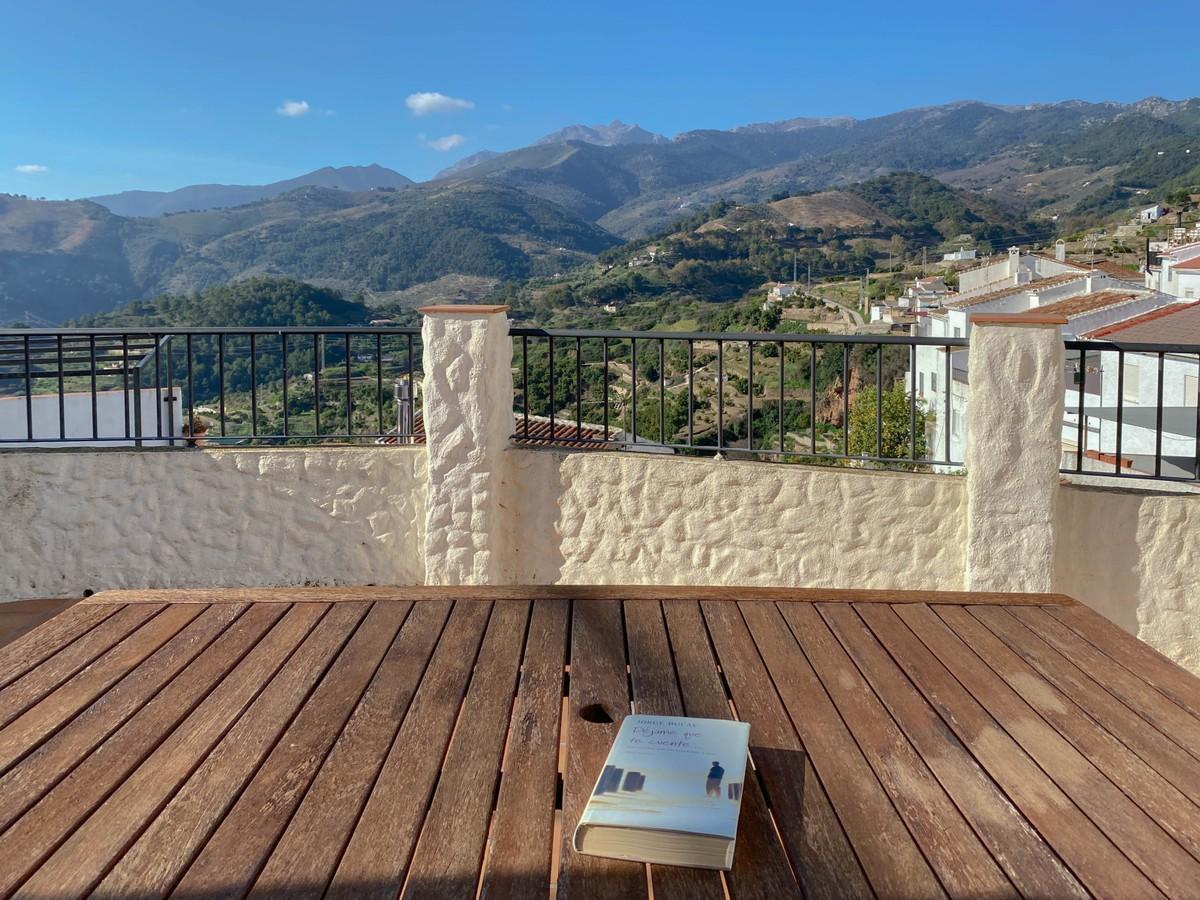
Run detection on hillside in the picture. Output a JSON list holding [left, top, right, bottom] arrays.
[[88, 164, 414, 217], [0, 181, 619, 323], [446, 98, 1200, 236]]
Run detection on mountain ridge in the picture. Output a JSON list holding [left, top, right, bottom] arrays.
[[88, 164, 413, 217]]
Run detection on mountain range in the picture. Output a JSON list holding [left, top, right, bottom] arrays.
[[5, 97, 1200, 323], [88, 164, 413, 218]]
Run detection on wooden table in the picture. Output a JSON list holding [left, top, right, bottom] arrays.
[[1, 586, 1199, 899]]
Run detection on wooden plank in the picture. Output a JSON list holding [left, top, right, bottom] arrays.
[[9, 602, 333, 899], [945, 605, 1200, 865], [0, 598, 79, 650], [0, 602, 119, 690], [661, 600, 800, 900], [894, 603, 1195, 898], [700, 599, 871, 900], [478, 599, 569, 900], [327, 600, 494, 900], [0, 603, 205, 772], [856, 602, 1162, 900], [819, 603, 1088, 900], [251, 600, 452, 900], [402, 602, 532, 899], [168, 601, 410, 897], [556, 599, 646, 900], [84, 584, 1076, 607], [86, 602, 369, 899], [739, 599, 945, 899], [0, 601, 300, 897], [973, 605, 1200, 809], [1047, 603, 1200, 719], [1018, 606, 1200, 761], [780, 603, 1015, 899], [0, 603, 246, 832], [0, 603, 163, 729], [623, 600, 724, 900]]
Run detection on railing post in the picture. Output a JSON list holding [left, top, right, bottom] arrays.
[[418, 304, 512, 585], [964, 313, 1066, 592]]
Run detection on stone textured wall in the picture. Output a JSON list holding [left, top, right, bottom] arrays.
[[1057, 482, 1200, 673], [503, 449, 967, 590], [965, 322, 1064, 591], [420, 310, 513, 584], [0, 447, 426, 598]]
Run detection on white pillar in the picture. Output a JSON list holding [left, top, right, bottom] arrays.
[[964, 313, 1065, 592], [419, 305, 512, 585]]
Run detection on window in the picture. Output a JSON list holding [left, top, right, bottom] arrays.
[[1122, 361, 1140, 403], [918, 372, 925, 393], [953, 326, 962, 338], [930, 371, 938, 393], [951, 409, 962, 436], [1185, 374, 1198, 408]]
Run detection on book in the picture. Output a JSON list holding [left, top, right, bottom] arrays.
[[572, 714, 751, 870]]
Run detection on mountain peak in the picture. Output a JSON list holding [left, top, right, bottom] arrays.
[[535, 120, 668, 147]]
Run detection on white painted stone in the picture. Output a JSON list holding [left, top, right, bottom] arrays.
[[0, 446, 426, 597], [965, 323, 1064, 592], [420, 309, 512, 584], [501, 449, 967, 590], [1057, 482, 1200, 673]]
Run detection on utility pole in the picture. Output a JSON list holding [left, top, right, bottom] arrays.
[[792, 249, 797, 285], [922, 246, 927, 276], [807, 264, 811, 291]]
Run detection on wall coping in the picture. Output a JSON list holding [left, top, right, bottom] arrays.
[[417, 304, 510, 315]]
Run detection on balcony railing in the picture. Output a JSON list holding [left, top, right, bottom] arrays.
[[1064, 339, 1200, 482], [510, 327, 969, 469], [0, 327, 422, 447]]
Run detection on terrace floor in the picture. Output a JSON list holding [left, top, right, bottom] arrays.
[[1, 586, 1200, 899]]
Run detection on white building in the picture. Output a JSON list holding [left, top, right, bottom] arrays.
[[911, 265, 1176, 467], [942, 247, 977, 262], [955, 246, 1090, 296], [1140, 204, 1166, 223], [767, 283, 797, 303], [0, 388, 183, 448], [1067, 301, 1200, 478], [1145, 240, 1200, 300]]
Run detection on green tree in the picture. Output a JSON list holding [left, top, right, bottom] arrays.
[[847, 385, 926, 462]]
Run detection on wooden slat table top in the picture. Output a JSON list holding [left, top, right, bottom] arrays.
[[1, 585, 1198, 900]]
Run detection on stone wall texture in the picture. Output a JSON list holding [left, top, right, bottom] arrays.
[[503, 449, 967, 590], [1057, 482, 1200, 673], [0, 447, 426, 597], [965, 323, 1064, 592], [421, 311, 513, 584]]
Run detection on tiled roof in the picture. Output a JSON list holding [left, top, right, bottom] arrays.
[[379, 413, 612, 450], [1173, 256, 1200, 270], [944, 273, 1087, 310], [1034, 290, 1141, 318], [1088, 260, 1143, 281], [1081, 301, 1200, 342], [1029, 252, 1089, 271]]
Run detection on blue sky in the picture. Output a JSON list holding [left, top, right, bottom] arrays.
[[2, 0, 1197, 200]]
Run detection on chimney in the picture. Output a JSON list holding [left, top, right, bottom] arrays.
[[1008, 246, 1021, 279], [395, 380, 414, 443], [1055, 239, 1066, 262]]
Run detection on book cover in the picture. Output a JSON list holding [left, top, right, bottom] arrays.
[[573, 715, 750, 868]]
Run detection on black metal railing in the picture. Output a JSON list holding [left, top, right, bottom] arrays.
[[1064, 339, 1200, 482], [0, 327, 422, 447], [510, 327, 968, 468]]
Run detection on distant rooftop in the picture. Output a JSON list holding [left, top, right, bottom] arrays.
[[1035, 290, 1142, 318], [1082, 300, 1200, 341], [943, 272, 1088, 310]]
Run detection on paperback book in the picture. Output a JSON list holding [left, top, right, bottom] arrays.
[[573, 714, 751, 870]]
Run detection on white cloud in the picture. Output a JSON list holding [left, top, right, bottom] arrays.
[[406, 92, 474, 116], [276, 99, 311, 117], [422, 133, 467, 152], [14, 164, 48, 173]]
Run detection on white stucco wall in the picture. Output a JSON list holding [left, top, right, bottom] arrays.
[[502, 449, 967, 590], [0, 446, 426, 598], [1056, 482, 1200, 673]]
